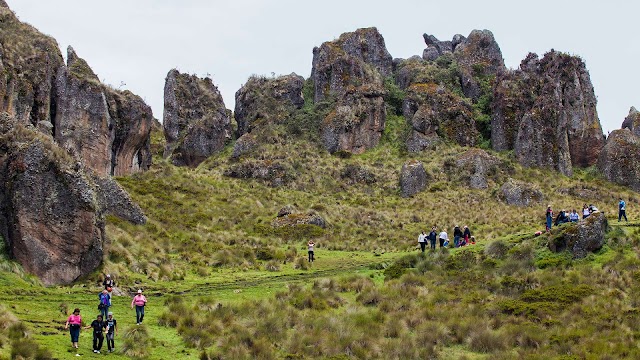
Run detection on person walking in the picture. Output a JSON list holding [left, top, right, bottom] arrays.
[[64, 308, 82, 353], [619, 198, 628, 222], [105, 312, 117, 353], [131, 289, 147, 325], [546, 205, 553, 232], [103, 274, 115, 291], [438, 229, 449, 248], [98, 289, 111, 320], [428, 227, 437, 250], [453, 225, 463, 248], [307, 240, 315, 262], [418, 231, 427, 253], [85, 314, 106, 354]]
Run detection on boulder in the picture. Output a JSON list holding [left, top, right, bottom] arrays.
[[0, 114, 145, 285], [455, 149, 501, 189], [493, 51, 605, 175], [311, 27, 391, 154], [622, 106, 640, 137], [498, 178, 544, 207], [340, 164, 377, 185], [548, 212, 607, 258], [234, 73, 304, 138], [163, 69, 232, 167], [272, 211, 327, 229], [230, 133, 258, 160], [223, 159, 294, 187], [421, 33, 459, 60], [399, 160, 428, 197], [277, 205, 296, 218], [597, 129, 640, 192]]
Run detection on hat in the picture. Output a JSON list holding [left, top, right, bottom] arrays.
[[108, 312, 113, 316], [137, 289, 142, 294], [106, 274, 111, 277]]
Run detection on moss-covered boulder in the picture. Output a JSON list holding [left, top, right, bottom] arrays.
[[163, 69, 232, 167], [498, 178, 544, 207], [597, 129, 640, 192], [548, 212, 607, 258]]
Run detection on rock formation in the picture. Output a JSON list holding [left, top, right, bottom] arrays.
[[311, 27, 390, 154], [272, 207, 326, 229], [622, 107, 640, 137], [0, 114, 145, 285], [234, 73, 305, 138], [223, 159, 294, 187], [548, 212, 607, 258], [498, 178, 544, 207], [453, 30, 506, 100], [492, 51, 605, 176], [455, 149, 501, 189], [399, 160, 428, 197], [163, 69, 232, 167], [597, 129, 640, 192]]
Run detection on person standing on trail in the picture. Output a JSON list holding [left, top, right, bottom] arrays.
[[619, 198, 628, 222], [307, 240, 315, 262], [85, 314, 106, 354], [65, 308, 82, 352], [463, 226, 471, 245], [428, 227, 437, 250], [453, 225, 463, 248], [438, 229, 449, 248], [105, 312, 117, 353], [103, 274, 115, 291], [131, 289, 147, 325], [98, 289, 111, 320], [546, 205, 553, 232], [418, 231, 427, 253]]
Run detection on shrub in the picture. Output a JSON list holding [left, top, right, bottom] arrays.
[[467, 327, 507, 353], [121, 325, 152, 358], [485, 240, 510, 259]]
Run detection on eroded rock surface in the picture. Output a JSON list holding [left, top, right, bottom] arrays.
[[498, 178, 544, 207], [399, 160, 428, 197], [548, 212, 607, 258], [597, 129, 640, 192]]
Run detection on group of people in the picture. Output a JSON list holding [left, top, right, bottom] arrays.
[[545, 198, 629, 232], [64, 274, 148, 355], [418, 225, 475, 251]]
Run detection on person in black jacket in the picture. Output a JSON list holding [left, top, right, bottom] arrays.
[[428, 227, 437, 250], [85, 314, 106, 354], [453, 225, 463, 248], [462, 226, 471, 246]]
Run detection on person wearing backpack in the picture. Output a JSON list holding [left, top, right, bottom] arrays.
[[131, 289, 147, 325], [105, 312, 117, 353], [98, 289, 111, 320]]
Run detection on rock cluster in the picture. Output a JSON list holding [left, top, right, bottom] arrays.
[[455, 149, 502, 189], [223, 160, 294, 187], [548, 212, 607, 258], [0, 114, 145, 285], [492, 51, 605, 176], [163, 69, 232, 167], [311, 27, 390, 154], [272, 208, 327, 229], [399, 160, 428, 197], [498, 178, 544, 207]]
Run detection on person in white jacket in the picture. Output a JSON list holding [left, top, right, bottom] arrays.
[[438, 230, 449, 248], [418, 231, 427, 253]]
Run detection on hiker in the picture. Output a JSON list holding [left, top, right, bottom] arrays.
[[438, 229, 449, 248], [428, 227, 437, 250], [103, 274, 115, 291], [619, 198, 628, 222], [98, 289, 111, 320], [589, 204, 599, 213], [131, 289, 147, 325], [463, 226, 471, 245], [554, 210, 568, 226], [453, 225, 463, 248], [546, 205, 553, 232], [307, 240, 315, 262], [470, 236, 476, 244], [85, 314, 106, 354], [418, 231, 427, 252], [582, 204, 590, 219], [64, 308, 82, 351], [105, 312, 117, 353], [569, 209, 579, 222]]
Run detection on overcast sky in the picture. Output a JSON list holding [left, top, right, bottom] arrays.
[[9, 0, 639, 134]]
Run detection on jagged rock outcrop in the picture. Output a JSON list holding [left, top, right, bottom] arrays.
[[492, 51, 605, 176], [498, 178, 544, 207], [455, 149, 501, 189], [453, 30, 506, 100], [622, 107, 640, 137], [548, 212, 607, 258], [399, 160, 428, 197], [597, 129, 640, 192], [163, 69, 232, 167], [0, 114, 145, 285], [311, 27, 390, 154], [234, 74, 304, 138]]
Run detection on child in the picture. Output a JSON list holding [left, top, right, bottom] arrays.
[[85, 314, 106, 354], [105, 312, 117, 353]]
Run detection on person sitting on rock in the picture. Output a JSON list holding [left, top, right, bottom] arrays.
[[569, 209, 579, 222], [582, 204, 590, 219], [554, 210, 569, 226]]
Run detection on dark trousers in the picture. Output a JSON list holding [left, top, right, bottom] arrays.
[[106, 332, 115, 351], [430, 239, 436, 249], [439, 238, 445, 248], [136, 306, 145, 323], [69, 325, 80, 343], [308, 251, 314, 262], [93, 333, 104, 350], [100, 305, 109, 320], [619, 210, 628, 221], [419, 242, 426, 252]]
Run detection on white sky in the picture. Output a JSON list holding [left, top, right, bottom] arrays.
[[9, 0, 639, 134]]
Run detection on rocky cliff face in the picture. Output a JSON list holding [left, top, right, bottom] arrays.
[[163, 69, 232, 167], [597, 129, 640, 192], [311, 27, 390, 154], [453, 30, 506, 101], [492, 51, 604, 176], [0, 114, 145, 285], [622, 107, 640, 137]]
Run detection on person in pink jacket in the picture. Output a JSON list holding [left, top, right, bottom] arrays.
[[65, 308, 82, 351], [131, 289, 147, 325]]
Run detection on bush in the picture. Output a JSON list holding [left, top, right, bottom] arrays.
[[485, 240, 510, 259], [121, 325, 152, 358]]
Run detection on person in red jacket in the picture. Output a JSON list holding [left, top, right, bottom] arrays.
[[131, 289, 147, 325]]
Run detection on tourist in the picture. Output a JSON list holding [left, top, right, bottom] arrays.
[[85, 314, 106, 354], [64, 308, 82, 352], [105, 312, 117, 353], [307, 240, 315, 262], [98, 289, 111, 320], [103, 274, 115, 291], [418, 231, 427, 252], [582, 204, 590, 219], [428, 227, 437, 250], [463, 226, 471, 244], [438, 229, 449, 248], [619, 198, 628, 222], [546, 205, 553, 232], [131, 289, 147, 325], [453, 225, 463, 248], [569, 209, 579, 222], [554, 210, 568, 226]]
